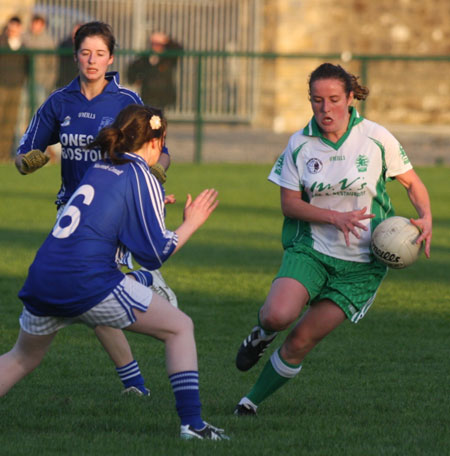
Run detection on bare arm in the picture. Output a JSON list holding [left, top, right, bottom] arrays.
[[280, 187, 375, 247], [394, 169, 432, 257]]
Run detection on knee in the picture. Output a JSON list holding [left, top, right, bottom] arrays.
[[283, 330, 323, 359], [176, 312, 194, 335], [284, 335, 314, 355], [260, 306, 296, 332]]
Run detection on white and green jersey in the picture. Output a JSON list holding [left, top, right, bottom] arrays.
[[268, 107, 412, 263]]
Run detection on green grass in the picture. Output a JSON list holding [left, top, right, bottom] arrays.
[[0, 163, 449, 455]]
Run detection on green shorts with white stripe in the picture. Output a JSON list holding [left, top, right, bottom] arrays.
[[276, 244, 388, 323]]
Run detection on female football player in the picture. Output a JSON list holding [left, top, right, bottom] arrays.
[[13, 21, 176, 396], [1, 104, 228, 440], [234, 62, 432, 415]]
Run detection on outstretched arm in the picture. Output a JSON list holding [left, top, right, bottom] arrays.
[[174, 189, 219, 252]]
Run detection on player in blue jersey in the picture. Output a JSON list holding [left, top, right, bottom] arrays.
[[0, 104, 228, 440], [233, 63, 432, 416], [13, 21, 176, 396]]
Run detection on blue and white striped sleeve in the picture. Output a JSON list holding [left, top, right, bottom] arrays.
[[120, 161, 178, 269]]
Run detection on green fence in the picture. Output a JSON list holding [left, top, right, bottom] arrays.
[[1, 47, 449, 163]]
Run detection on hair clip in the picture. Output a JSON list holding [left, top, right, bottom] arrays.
[[149, 115, 161, 130]]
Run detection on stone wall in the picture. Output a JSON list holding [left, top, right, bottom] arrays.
[[256, 0, 450, 131], [0, 0, 34, 27]]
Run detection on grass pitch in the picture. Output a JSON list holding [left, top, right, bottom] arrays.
[[0, 163, 449, 456]]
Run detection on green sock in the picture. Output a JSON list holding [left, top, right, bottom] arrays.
[[247, 349, 302, 405]]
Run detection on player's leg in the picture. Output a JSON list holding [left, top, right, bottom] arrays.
[[236, 277, 309, 372], [281, 299, 346, 364], [94, 326, 149, 396], [119, 245, 177, 309], [126, 293, 228, 440], [235, 299, 345, 416], [128, 268, 178, 308], [0, 328, 56, 396], [126, 293, 195, 371]]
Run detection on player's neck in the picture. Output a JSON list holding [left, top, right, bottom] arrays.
[[79, 77, 109, 101]]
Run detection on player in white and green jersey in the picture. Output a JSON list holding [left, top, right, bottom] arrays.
[[269, 105, 412, 263], [234, 63, 432, 417]]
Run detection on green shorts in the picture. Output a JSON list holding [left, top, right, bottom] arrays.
[[276, 245, 388, 323]]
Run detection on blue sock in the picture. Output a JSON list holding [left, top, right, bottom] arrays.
[[169, 371, 205, 429], [127, 269, 153, 287], [116, 360, 148, 395]]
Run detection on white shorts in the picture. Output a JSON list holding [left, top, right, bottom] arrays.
[[19, 276, 153, 335]]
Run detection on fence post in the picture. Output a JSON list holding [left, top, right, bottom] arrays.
[[194, 54, 203, 164], [359, 57, 368, 117], [28, 51, 36, 120]]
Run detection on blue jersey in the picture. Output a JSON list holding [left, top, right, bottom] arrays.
[[19, 154, 178, 317], [17, 72, 143, 206]]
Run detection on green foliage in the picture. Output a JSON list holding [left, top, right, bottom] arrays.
[[0, 163, 449, 455]]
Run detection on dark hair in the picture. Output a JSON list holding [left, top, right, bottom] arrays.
[[74, 21, 116, 55], [31, 14, 46, 24], [88, 105, 167, 164], [8, 16, 22, 25], [308, 63, 369, 101]]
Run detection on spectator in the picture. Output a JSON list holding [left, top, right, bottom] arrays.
[[22, 14, 57, 107], [56, 23, 81, 88], [127, 31, 182, 110], [0, 16, 27, 160]]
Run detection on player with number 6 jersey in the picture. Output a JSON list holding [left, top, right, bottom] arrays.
[[19, 153, 176, 316], [1, 104, 227, 440]]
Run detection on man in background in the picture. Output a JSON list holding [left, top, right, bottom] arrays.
[[0, 16, 27, 160], [23, 14, 57, 107], [127, 31, 183, 110]]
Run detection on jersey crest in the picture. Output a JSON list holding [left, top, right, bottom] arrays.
[[306, 158, 323, 174], [98, 116, 115, 131], [355, 155, 369, 172]]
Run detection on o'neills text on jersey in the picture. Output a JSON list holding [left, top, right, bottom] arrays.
[[78, 112, 96, 119]]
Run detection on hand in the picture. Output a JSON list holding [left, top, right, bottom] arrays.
[[164, 194, 176, 205], [332, 207, 375, 246], [16, 149, 49, 175], [183, 189, 219, 230], [173, 189, 219, 253], [410, 217, 432, 258]]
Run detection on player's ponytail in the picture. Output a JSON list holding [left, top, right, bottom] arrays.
[[87, 104, 167, 165]]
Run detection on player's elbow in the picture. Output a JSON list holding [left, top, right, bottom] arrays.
[[281, 201, 296, 218]]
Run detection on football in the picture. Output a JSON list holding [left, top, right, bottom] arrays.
[[371, 216, 422, 269]]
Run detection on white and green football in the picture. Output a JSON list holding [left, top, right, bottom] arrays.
[[371, 216, 422, 269]]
